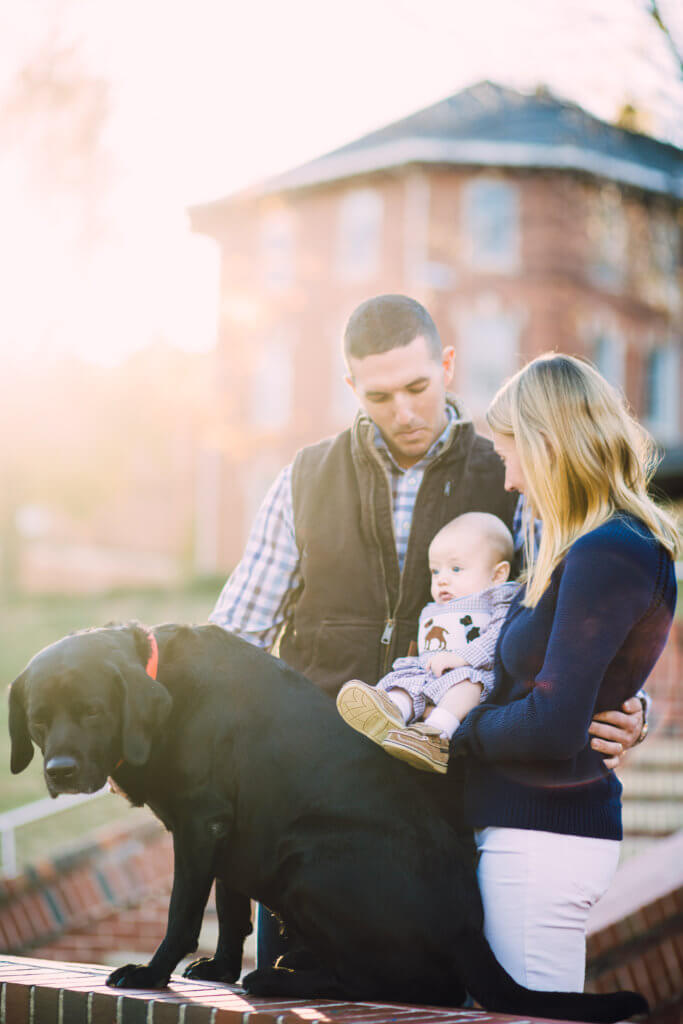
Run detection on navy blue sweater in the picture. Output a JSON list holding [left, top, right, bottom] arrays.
[[451, 514, 677, 840]]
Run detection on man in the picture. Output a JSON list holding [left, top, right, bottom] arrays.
[[211, 294, 645, 963]]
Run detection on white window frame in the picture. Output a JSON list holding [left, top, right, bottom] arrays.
[[644, 342, 680, 444], [336, 188, 383, 281]]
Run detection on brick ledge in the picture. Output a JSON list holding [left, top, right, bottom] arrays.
[[0, 955, 582, 1024]]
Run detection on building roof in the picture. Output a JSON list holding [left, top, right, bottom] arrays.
[[193, 81, 683, 216]]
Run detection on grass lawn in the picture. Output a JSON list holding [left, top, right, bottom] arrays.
[[0, 577, 225, 871]]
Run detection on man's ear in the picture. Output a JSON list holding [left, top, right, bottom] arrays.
[[442, 345, 455, 389], [9, 673, 34, 774], [116, 667, 172, 767], [492, 560, 511, 585]]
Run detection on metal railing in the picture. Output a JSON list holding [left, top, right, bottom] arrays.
[[0, 787, 108, 878]]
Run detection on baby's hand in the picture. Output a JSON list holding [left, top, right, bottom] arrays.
[[426, 652, 468, 677]]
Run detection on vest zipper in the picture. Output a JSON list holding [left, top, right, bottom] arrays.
[[380, 619, 395, 675], [380, 440, 455, 676], [380, 619, 394, 645]]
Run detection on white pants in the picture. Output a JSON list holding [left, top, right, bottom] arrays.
[[475, 826, 621, 992]]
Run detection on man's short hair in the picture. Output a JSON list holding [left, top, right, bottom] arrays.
[[344, 294, 442, 366]]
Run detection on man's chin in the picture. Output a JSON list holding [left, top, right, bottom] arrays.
[[392, 430, 432, 464]]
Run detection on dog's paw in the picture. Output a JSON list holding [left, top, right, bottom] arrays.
[[241, 967, 285, 996], [107, 963, 170, 989], [183, 957, 240, 983]]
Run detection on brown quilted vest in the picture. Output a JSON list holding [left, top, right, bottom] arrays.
[[279, 402, 517, 698]]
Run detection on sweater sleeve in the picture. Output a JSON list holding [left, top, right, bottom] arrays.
[[451, 530, 658, 763]]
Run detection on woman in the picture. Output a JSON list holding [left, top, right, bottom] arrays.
[[450, 353, 679, 993]]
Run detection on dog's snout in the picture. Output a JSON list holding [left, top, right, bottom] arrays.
[[45, 755, 79, 784]]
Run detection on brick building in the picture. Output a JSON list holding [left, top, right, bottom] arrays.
[[189, 81, 683, 572]]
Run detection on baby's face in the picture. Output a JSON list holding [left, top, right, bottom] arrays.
[[428, 525, 499, 604]]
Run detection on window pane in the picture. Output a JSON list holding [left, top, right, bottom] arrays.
[[337, 188, 383, 281], [261, 209, 294, 290], [249, 329, 293, 429], [462, 179, 519, 272], [593, 332, 625, 390], [456, 305, 521, 416], [645, 344, 680, 443]]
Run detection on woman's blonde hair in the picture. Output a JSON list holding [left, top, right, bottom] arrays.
[[486, 353, 681, 607]]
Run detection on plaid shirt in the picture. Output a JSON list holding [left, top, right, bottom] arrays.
[[210, 407, 527, 651]]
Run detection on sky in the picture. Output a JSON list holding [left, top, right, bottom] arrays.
[[1, 0, 682, 365]]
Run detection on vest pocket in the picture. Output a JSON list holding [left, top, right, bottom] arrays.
[[307, 619, 385, 696]]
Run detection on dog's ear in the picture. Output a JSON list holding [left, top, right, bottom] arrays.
[[116, 666, 172, 767], [8, 673, 34, 774]]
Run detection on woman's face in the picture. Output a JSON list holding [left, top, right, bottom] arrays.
[[492, 432, 526, 495]]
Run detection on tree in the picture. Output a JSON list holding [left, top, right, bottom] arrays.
[[647, 2, 683, 74], [0, 11, 112, 593]]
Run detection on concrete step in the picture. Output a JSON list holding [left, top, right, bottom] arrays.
[[620, 770, 683, 798], [619, 835, 666, 861], [623, 735, 683, 767], [622, 799, 683, 835]]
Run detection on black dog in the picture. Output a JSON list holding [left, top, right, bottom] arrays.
[[8, 623, 646, 1022]]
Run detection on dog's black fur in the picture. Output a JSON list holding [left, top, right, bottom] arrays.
[[8, 623, 647, 1022]]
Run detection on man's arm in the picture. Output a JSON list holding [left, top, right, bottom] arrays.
[[589, 695, 647, 769], [209, 465, 301, 650]]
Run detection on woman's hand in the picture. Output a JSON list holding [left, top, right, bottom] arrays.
[[589, 697, 644, 769], [426, 652, 468, 677]]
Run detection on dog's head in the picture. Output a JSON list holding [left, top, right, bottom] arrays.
[[8, 624, 172, 797]]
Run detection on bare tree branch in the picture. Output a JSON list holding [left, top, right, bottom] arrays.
[[647, 1, 683, 74]]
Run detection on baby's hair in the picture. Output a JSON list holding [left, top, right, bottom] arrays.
[[432, 512, 514, 566]]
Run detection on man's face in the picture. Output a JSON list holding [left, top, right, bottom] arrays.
[[347, 336, 455, 469]]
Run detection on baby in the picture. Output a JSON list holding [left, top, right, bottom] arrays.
[[336, 512, 519, 773]]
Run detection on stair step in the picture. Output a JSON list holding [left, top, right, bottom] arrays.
[[619, 835, 663, 862], [621, 772, 683, 797], [622, 801, 683, 833], [624, 736, 683, 767]]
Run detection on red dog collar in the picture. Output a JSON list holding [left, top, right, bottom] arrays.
[[112, 629, 158, 774], [145, 630, 159, 679]]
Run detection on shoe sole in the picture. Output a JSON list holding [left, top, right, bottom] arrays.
[[336, 682, 404, 745], [382, 735, 448, 774]]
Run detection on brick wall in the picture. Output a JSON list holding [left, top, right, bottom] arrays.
[[0, 819, 173, 961]]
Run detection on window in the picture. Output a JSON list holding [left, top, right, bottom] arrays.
[[261, 208, 294, 290], [644, 344, 680, 443], [648, 211, 680, 311], [587, 186, 628, 291], [462, 178, 520, 273], [456, 303, 521, 417], [592, 330, 625, 391], [337, 188, 383, 280], [249, 328, 293, 430]]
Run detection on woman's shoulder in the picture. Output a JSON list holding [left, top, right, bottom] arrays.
[[568, 513, 666, 568]]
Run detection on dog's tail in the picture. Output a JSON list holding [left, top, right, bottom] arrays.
[[452, 929, 648, 1023]]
